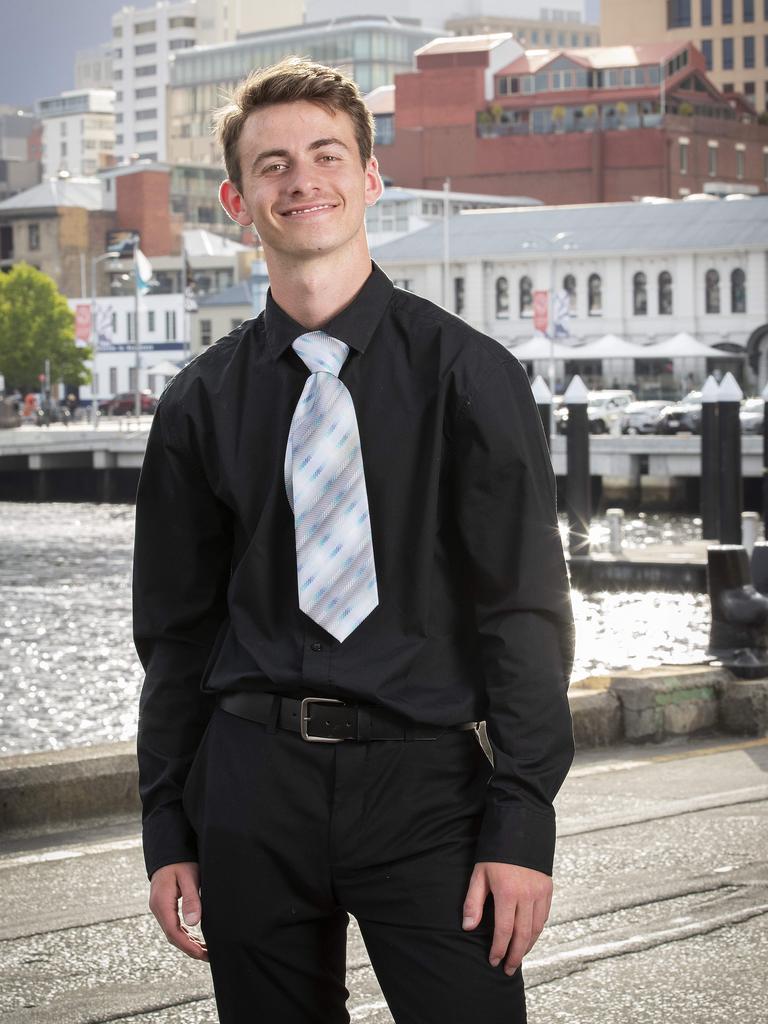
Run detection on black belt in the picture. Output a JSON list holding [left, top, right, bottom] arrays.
[[218, 691, 478, 743]]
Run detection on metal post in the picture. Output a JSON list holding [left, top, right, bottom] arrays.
[[718, 372, 744, 545], [606, 508, 624, 555], [742, 512, 760, 557], [442, 178, 450, 309], [701, 374, 720, 539], [134, 251, 141, 419], [564, 374, 590, 558], [531, 374, 552, 451], [762, 382, 768, 539]]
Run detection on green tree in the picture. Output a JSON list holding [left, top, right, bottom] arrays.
[[0, 263, 91, 392]]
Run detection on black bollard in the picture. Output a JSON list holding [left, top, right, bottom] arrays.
[[751, 539, 768, 594], [531, 374, 552, 451], [763, 389, 768, 540], [564, 374, 590, 558], [718, 372, 744, 545], [700, 375, 719, 540], [707, 544, 768, 677]]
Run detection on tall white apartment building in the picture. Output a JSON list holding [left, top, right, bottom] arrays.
[[74, 43, 114, 90], [111, 1, 197, 163], [37, 90, 116, 178]]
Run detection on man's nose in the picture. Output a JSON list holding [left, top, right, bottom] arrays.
[[285, 159, 321, 195]]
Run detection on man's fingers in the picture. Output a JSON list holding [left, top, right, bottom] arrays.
[[462, 865, 489, 931], [179, 870, 202, 927], [488, 898, 517, 967], [149, 863, 207, 961], [527, 895, 550, 954], [504, 900, 533, 974]]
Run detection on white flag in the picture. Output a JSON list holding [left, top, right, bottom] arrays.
[[134, 248, 154, 294]]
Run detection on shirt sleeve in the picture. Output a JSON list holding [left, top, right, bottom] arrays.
[[451, 353, 575, 876], [133, 400, 233, 880]]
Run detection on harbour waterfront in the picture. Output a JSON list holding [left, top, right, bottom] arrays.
[[0, 502, 710, 756]]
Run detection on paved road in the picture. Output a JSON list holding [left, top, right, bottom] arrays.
[[2, 734, 766, 1023]]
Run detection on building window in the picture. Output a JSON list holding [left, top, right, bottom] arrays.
[[633, 272, 648, 315], [658, 271, 673, 315], [563, 274, 577, 315], [722, 37, 734, 69], [169, 15, 195, 27], [731, 268, 746, 312], [165, 310, 177, 339], [744, 36, 755, 68], [679, 139, 689, 173], [134, 43, 156, 55], [454, 277, 465, 316], [722, 0, 733, 23], [147, 310, 155, 332], [744, 0, 755, 21], [495, 276, 510, 319], [667, 0, 692, 27], [736, 146, 746, 178], [109, 366, 118, 394], [701, 0, 712, 24], [705, 269, 720, 313], [27, 223, 40, 250], [200, 319, 212, 346], [588, 273, 602, 316], [135, 86, 157, 99], [136, 130, 158, 142], [135, 64, 157, 77], [701, 39, 713, 70], [169, 38, 194, 50], [129, 366, 138, 391], [519, 275, 533, 318], [708, 142, 718, 176], [135, 108, 157, 120], [135, 19, 156, 33], [126, 311, 135, 341]]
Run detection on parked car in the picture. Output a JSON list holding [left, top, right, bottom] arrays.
[[620, 400, 669, 434], [740, 397, 764, 434], [655, 391, 702, 434], [98, 390, 158, 416], [555, 389, 636, 434]]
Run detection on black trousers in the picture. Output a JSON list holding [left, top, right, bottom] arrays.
[[183, 704, 527, 1024]]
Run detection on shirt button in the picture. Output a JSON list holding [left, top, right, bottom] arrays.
[[311, 642, 322, 652]]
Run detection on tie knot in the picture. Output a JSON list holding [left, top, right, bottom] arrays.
[[292, 331, 349, 378]]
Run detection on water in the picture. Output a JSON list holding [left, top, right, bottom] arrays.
[[0, 503, 710, 756]]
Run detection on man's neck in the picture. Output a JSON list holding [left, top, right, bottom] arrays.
[[266, 244, 373, 330]]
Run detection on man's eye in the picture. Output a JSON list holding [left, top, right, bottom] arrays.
[[320, 154, 339, 162], [264, 163, 286, 172]]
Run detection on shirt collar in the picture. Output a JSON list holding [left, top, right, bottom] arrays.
[[263, 259, 394, 362]]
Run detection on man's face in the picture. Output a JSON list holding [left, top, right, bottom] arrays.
[[220, 99, 382, 262]]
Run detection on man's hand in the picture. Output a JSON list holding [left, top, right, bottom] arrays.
[[462, 862, 552, 975], [149, 861, 209, 962]]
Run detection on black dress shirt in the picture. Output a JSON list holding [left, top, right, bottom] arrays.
[[133, 260, 576, 881]]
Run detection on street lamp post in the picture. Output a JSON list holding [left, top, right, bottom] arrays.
[[90, 251, 120, 426]]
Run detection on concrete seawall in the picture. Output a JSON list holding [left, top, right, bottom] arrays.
[[2, 666, 766, 837]]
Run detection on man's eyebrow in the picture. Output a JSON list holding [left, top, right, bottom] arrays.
[[251, 137, 350, 172]]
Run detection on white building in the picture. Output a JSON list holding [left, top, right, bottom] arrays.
[[111, 1, 197, 163], [68, 292, 187, 400], [37, 90, 116, 179], [371, 195, 768, 394], [195, 0, 303, 44]]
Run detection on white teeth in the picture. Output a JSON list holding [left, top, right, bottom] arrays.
[[286, 205, 333, 216]]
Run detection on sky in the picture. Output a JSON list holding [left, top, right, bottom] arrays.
[[0, 0, 126, 108]]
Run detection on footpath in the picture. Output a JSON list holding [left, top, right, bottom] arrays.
[[1, 665, 767, 1023]]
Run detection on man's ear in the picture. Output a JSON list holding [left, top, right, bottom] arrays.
[[364, 155, 384, 207], [219, 179, 253, 227]]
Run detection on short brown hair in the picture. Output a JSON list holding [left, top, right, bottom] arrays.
[[213, 56, 375, 193]]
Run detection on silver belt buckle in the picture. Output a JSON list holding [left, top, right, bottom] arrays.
[[300, 697, 347, 743]]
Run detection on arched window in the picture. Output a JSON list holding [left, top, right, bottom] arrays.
[[588, 273, 602, 316], [633, 271, 647, 315], [658, 271, 673, 315], [731, 268, 746, 313], [519, 275, 533, 318], [563, 273, 577, 314], [705, 269, 720, 314], [495, 276, 509, 319]]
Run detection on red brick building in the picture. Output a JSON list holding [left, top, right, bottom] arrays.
[[372, 35, 768, 204]]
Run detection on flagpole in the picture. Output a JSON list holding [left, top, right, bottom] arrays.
[[134, 245, 141, 419]]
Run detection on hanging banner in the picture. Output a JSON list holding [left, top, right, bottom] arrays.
[[533, 290, 549, 333], [74, 304, 92, 346]]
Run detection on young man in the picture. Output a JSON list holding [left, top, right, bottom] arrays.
[[134, 57, 575, 1023]]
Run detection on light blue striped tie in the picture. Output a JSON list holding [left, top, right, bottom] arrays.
[[284, 330, 379, 642]]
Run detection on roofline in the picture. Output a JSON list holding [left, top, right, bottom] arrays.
[[372, 242, 768, 265]]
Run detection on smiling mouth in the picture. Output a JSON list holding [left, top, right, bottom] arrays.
[[281, 204, 337, 217]]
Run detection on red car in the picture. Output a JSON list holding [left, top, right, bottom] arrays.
[[98, 390, 158, 416]]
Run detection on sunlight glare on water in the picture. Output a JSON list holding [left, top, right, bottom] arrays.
[[0, 503, 710, 754]]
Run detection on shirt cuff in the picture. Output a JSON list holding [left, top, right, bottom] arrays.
[[142, 804, 198, 881], [474, 799, 557, 876]]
